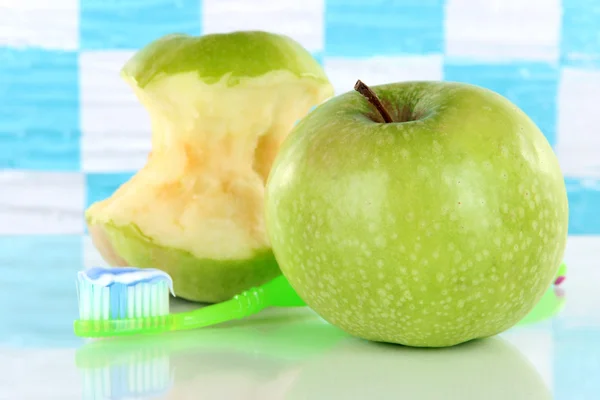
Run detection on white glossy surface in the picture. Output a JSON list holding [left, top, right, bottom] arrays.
[[1, 236, 598, 399]]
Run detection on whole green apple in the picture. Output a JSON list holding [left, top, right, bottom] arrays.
[[265, 80, 568, 347], [86, 31, 333, 303]]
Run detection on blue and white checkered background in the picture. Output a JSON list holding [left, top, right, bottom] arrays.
[[0, 4, 598, 396], [1, 0, 599, 235]]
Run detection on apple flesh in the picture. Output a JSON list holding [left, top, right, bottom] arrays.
[[265, 80, 569, 347], [86, 31, 333, 303]]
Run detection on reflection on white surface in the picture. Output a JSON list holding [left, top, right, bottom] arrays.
[[0, 236, 598, 400], [81, 350, 173, 399], [73, 285, 561, 400], [287, 336, 551, 400], [73, 311, 556, 400]]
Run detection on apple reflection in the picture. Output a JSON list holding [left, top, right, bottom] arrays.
[[286, 336, 551, 400]]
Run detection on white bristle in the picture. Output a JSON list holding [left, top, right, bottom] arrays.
[[128, 286, 134, 318], [135, 285, 143, 318], [143, 284, 151, 317], [76, 272, 171, 321], [103, 287, 110, 320]]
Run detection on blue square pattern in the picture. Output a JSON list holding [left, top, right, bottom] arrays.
[[0, 0, 599, 237], [80, 0, 202, 50], [86, 172, 135, 209], [312, 52, 324, 66], [565, 178, 600, 235], [0, 48, 80, 171], [561, 0, 600, 68], [0, 236, 83, 347], [325, 0, 445, 57], [443, 62, 560, 147]]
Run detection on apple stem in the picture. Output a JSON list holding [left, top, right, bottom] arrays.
[[354, 80, 393, 123]]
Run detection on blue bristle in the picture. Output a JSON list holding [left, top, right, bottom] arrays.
[[109, 283, 128, 319]]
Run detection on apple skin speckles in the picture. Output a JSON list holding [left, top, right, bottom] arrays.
[[266, 80, 568, 348]]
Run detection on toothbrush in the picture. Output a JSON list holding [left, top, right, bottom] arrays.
[[74, 267, 305, 338], [74, 262, 567, 338], [554, 262, 567, 286]]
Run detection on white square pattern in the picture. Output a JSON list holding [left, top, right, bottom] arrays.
[[202, 0, 324, 53], [83, 235, 108, 269], [79, 51, 152, 173], [0, 0, 598, 237], [324, 56, 444, 95], [556, 67, 600, 178], [445, 0, 561, 62], [0, 171, 85, 234], [0, 0, 79, 50]]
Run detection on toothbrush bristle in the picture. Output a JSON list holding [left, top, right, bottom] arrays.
[[77, 277, 170, 321]]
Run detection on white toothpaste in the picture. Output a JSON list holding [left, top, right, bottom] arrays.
[[78, 266, 175, 296]]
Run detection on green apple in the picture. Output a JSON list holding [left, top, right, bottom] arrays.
[[265, 80, 568, 347], [86, 31, 333, 303]]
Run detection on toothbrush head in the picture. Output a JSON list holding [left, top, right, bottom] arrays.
[[75, 266, 175, 337]]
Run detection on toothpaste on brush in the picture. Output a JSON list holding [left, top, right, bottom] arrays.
[[77, 267, 174, 321]]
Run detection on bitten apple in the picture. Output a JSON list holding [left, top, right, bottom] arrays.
[[86, 31, 333, 303]]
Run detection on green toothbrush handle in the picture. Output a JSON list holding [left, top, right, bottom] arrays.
[[554, 262, 567, 285], [170, 288, 268, 330], [170, 275, 306, 331]]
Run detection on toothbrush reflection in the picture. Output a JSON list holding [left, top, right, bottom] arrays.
[[75, 310, 344, 399], [75, 286, 564, 399]]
